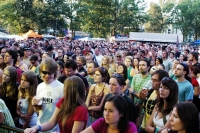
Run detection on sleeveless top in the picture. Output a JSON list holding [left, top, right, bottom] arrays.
[[18, 97, 37, 127], [89, 84, 105, 119], [153, 110, 170, 129]]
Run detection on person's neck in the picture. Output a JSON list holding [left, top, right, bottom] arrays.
[[97, 82, 104, 87], [177, 76, 186, 82], [108, 123, 118, 131], [88, 74, 94, 78], [141, 72, 149, 78], [6, 62, 13, 67], [178, 130, 186, 133], [192, 60, 197, 65], [163, 57, 167, 60]]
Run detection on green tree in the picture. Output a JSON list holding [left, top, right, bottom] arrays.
[[145, 2, 166, 33]]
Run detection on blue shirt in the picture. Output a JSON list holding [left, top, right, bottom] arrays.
[[176, 80, 193, 102]]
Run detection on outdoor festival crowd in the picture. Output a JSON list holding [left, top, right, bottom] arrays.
[[0, 38, 199, 133]]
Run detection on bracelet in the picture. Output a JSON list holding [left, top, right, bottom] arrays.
[[37, 125, 42, 131], [154, 127, 159, 133]]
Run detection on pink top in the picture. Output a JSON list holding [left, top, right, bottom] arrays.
[[91, 118, 138, 133]]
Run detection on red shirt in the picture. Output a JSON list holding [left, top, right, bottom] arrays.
[[56, 98, 88, 133]]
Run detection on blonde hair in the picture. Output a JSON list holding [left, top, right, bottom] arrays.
[[100, 55, 110, 70], [39, 57, 58, 79]]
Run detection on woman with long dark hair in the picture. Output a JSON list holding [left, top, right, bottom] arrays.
[[81, 96, 138, 133], [0, 66, 19, 119], [146, 77, 178, 133], [161, 103, 199, 133]]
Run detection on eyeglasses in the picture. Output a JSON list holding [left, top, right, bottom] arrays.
[[41, 71, 53, 75]]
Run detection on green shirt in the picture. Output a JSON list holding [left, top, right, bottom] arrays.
[[0, 99, 15, 133]]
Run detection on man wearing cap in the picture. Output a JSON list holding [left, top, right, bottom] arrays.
[[22, 47, 31, 68]]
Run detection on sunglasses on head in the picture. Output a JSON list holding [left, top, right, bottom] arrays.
[[162, 77, 172, 81], [41, 71, 53, 75], [112, 73, 123, 78]]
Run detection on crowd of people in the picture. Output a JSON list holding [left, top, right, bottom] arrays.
[[0, 38, 199, 133]]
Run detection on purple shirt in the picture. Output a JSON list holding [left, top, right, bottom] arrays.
[[91, 118, 138, 133]]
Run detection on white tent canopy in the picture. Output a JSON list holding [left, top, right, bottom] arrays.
[[129, 32, 179, 43], [6, 35, 24, 40]]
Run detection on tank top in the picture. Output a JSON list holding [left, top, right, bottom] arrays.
[[18, 97, 37, 127], [153, 110, 170, 129], [89, 84, 105, 119]]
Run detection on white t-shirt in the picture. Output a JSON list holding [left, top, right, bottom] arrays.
[[36, 80, 63, 133], [95, 55, 103, 65]]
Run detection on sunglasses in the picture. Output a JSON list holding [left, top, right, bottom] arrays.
[[116, 56, 121, 58], [30, 61, 36, 64], [41, 71, 53, 75], [112, 73, 123, 78]]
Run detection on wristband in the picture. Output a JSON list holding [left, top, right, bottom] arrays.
[[37, 125, 42, 131]]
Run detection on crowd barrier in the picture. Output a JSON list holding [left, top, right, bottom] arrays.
[[0, 124, 24, 133]]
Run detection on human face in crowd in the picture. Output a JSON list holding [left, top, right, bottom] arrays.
[[57, 49, 63, 58], [75, 47, 81, 54], [139, 61, 149, 74], [162, 51, 167, 59], [179, 54, 184, 61], [170, 53, 174, 58], [159, 83, 170, 99], [94, 70, 103, 83], [104, 101, 122, 127], [1, 48, 6, 56], [87, 63, 95, 75], [115, 55, 122, 62], [76, 57, 83, 67], [94, 48, 99, 56], [65, 68, 76, 77], [4, 52, 13, 65], [184, 50, 189, 56], [173, 60, 179, 69], [20, 75, 30, 89], [63, 55, 68, 63], [0, 55, 4, 64], [133, 58, 139, 67], [41, 66, 55, 84], [102, 57, 108, 65], [151, 74, 161, 90], [174, 47, 178, 52], [155, 58, 161, 65], [170, 107, 184, 132], [109, 78, 122, 95], [174, 64, 185, 78], [2, 69, 10, 83], [124, 58, 132, 67], [24, 50, 31, 57], [116, 65, 124, 74], [188, 53, 194, 61]]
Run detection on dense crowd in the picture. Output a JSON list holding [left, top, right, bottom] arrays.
[[0, 38, 199, 133]]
